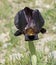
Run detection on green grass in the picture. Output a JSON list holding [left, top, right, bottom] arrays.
[[42, 8, 56, 34], [0, 0, 12, 19], [0, 0, 56, 65], [46, 40, 56, 51]]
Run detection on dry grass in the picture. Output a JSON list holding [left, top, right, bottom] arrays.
[[0, 0, 56, 65]]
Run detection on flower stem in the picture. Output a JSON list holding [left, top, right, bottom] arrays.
[[28, 41, 37, 65]]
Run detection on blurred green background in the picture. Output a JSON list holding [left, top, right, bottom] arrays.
[[0, 0, 56, 65]]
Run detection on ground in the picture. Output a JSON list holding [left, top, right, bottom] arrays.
[[0, 0, 56, 65]]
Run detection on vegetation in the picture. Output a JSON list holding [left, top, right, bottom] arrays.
[[0, 0, 56, 65]]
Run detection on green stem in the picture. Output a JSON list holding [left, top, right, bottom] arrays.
[[28, 41, 37, 65]]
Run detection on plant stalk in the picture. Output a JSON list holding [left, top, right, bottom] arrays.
[[28, 41, 37, 65]]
